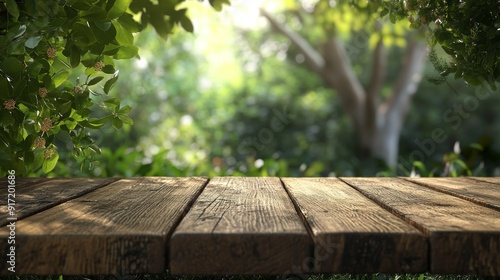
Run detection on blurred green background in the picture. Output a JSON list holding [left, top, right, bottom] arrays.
[[40, 1, 500, 178]]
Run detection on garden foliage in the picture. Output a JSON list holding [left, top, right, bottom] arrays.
[[0, 0, 228, 175]]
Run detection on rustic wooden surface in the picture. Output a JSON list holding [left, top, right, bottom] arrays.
[[1, 177, 499, 276], [341, 177, 500, 275], [0, 178, 117, 226], [0, 177, 208, 275], [170, 177, 311, 275], [406, 177, 500, 211], [282, 177, 427, 273], [469, 177, 500, 186]]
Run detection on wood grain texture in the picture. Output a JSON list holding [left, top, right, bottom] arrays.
[[170, 177, 311, 275], [406, 177, 500, 211], [0, 178, 117, 225], [282, 177, 427, 273], [341, 177, 500, 276], [0, 177, 208, 275], [0, 177, 47, 188], [469, 177, 500, 186]]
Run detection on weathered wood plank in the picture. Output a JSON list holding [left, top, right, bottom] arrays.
[[469, 177, 500, 186], [0, 177, 208, 275], [0, 177, 47, 188], [282, 177, 427, 273], [170, 177, 311, 275], [0, 178, 118, 226], [406, 177, 500, 211], [341, 177, 500, 276]]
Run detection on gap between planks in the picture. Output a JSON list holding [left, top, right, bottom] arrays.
[[282, 177, 427, 273], [340, 177, 500, 276], [169, 177, 312, 275], [0, 177, 210, 275], [403, 177, 500, 211], [0, 178, 119, 226]]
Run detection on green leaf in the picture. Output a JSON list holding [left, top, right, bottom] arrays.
[[111, 117, 123, 129], [463, 73, 481, 86], [94, 21, 112, 31], [208, 0, 229, 11], [0, 57, 23, 76], [25, 36, 43, 49], [12, 79, 27, 96], [304, 161, 324, 176], [118, 13, 142, 33], [70, 0, 93, 10], [42, 149, 59, 173], [77, 108, 92, 117], [380, 8, 389, 18], [104, 72, 119, 94], [114, 45, 139, 59], [107, 0, 132, 20], [81, 5, 107, 21], [101, 65, 116, 74], [80, 135, 94, 146], [118, 114, 133, 125], [6, 40, 25, 55], [436, 30, 454, 46], [412, 161, 428, 176], [60, 100, 73, 114], [113, 21, 134, 45], [53, 70, 70, 87], [32, 13, 49, 27], [0, 110, 15, 126], [27, 61, 43, 76], [6, 24, 26, 40], [71, 23, 97, 47], [26, 0, 37, 15], [89, 42, 105, 55], [470, 143, 483, 151], [64, 119, 78, 130], [0, 76, 10, 98], [85, 67, 96, 76], [148, 10, 172, 39], [454, 159, 470, 172], [90, 22, 116, 44], [48, 125, 61, 136], [88, 76, 104, 86], [103, 44, 121, 55], [443, 152, 459, 162], [5, 0, 20, 19], [180, 16, 194, 33], [90, 115, 114, 125], [32, 149, 44, 170], [81, 121, 103, 129], [56, 130, 73, 143], [70, 45, 81, 68], [118, 105, 132, 114], [88, 145, 102, 155], [24, 150, 35, 167], [37, 58, 51, 74], [104, 97, 120, 109], [389, 12, 397, 23]]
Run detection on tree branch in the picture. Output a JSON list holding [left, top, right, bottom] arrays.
[[365, 35, 386, 147], [260, 9, 324, 73], [322, 38, 366, 131], [367, 36, 386, 103], [384, 34, 427, 120]]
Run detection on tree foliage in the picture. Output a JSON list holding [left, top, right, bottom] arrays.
[[39, 4, 499, 178], [0, 0, 228, 176], [378, 0, 499, 88]]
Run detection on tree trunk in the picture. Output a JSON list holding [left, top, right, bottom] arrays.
[[261, 10, 427, 169]]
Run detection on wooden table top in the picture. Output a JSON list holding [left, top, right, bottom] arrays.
[[0, 177, 499, 276]]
